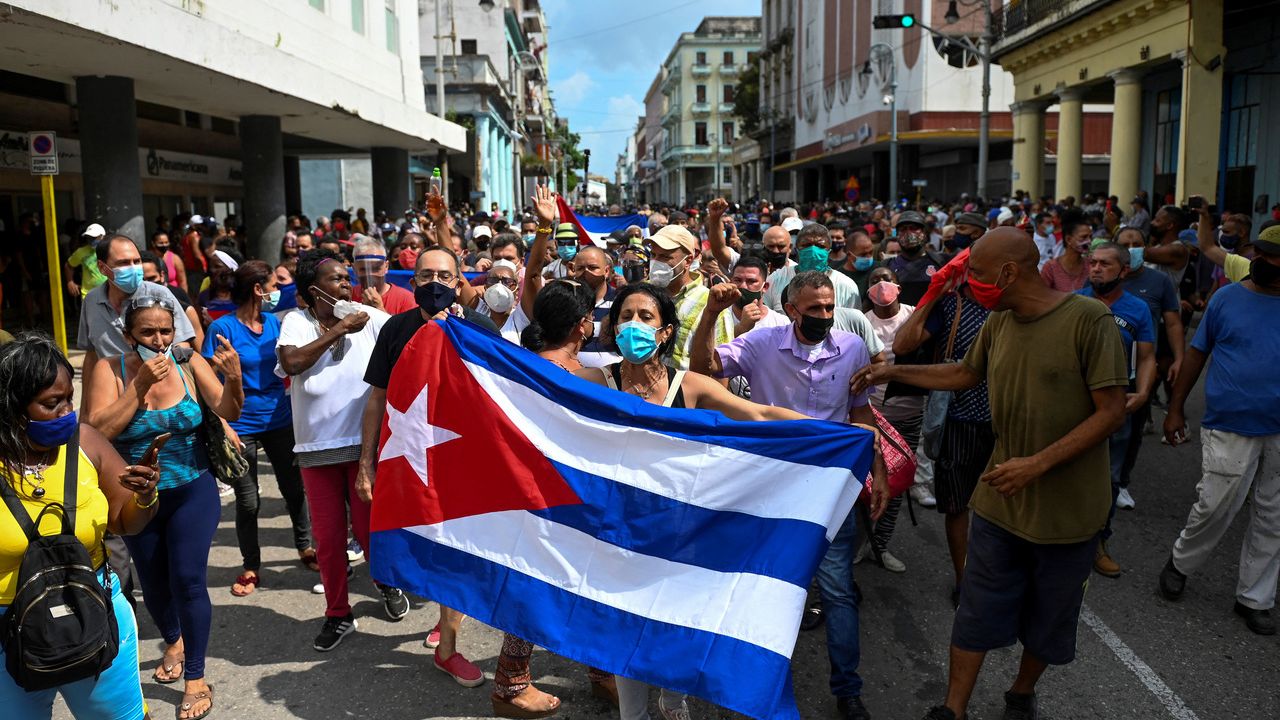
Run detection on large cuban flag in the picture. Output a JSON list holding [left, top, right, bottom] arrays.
[[369, 317, 874, 720], [556, 195, 647, 248]]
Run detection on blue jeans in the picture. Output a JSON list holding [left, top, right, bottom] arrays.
[[1103, 416, 1133, 541], [816, 508, 862, 698]]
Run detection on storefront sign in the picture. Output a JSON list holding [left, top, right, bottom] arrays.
[[0, 129, 241, 186]]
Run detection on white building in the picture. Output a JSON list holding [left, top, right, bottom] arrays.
[[0, 0, 465, 258]]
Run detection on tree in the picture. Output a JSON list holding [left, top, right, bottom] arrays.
[[732, 63, 761, 136], [550, 123, 585, 192]]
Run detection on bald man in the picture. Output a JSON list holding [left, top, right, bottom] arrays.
[[570, 245, 619, 353], [855, 227, 1128, 720]]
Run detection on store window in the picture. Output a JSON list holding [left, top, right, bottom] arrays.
[[1224, 74, 1259, 214], [1152, 87, 1180, 201]]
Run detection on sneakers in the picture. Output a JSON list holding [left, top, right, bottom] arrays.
[[1158, 555, 1187, 600], [836, 696, 870, 720], [423, 624, 441, 649], [1233, 602, 1277, 636], [433, 651, 485, 687], [879, 550, 907, 573], [217, 480, 234, 498], [1116, 488, 1135, 509], [922, 707, 958, 720], [347, 538, 364, 563], [1002, 691, 1037, 720], [799, 598, 825, 631], [910, 484, 937, 508], [379, 585, 410, 621], [658, 693, 691, 720], [311, 563, 356, 595], [313, 614, 357, 652], [1093, 542, 1121, 578]]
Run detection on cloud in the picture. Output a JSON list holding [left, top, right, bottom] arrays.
[[606, 94, 644, 118], [555, 71, 596, 106]]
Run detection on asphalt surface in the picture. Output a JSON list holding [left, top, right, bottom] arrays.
[[54, 370, 1279, 720]]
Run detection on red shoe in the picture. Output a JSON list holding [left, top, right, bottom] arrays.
[[434, 651, 484, 687], [423, 624, 441, 649]]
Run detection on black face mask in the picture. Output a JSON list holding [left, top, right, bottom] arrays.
[[797, 313, 835, 343], [1090, 277, 1123, 296], [154, 244, 170, 253], [415, 281, 457, 315], [623, 263, 646, 284], [764, 250, 788, 268], [950, 233, 976, 250], [1250, 257, 1280, 287]]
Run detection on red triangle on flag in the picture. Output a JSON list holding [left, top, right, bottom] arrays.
[[555, 194, 596, 247], [370, 321, 582, 532]]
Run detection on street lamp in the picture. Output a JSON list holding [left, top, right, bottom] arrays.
[[939, 0, 993, 201], [944, 1, 960, 24], [862, 43, 898, 205]]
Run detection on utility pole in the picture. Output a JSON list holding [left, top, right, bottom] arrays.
[[977, 0, 992, 201], [434, 0, 450, 205], [864, 43, 898, 205]]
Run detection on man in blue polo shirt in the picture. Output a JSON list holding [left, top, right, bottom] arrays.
[[1077, 242, 1156, 577]]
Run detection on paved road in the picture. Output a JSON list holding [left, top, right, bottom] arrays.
[[56, 376, 1278, 720]]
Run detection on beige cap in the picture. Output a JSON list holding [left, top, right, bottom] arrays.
[[649, 224, 698, 256]]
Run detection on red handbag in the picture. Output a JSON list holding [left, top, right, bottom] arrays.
[[858, 406, 918, 502]]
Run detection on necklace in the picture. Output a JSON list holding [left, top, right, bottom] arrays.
[[20, 455, 52, 497], [547, 347, 580, 373], [624, 364, 665, 400]]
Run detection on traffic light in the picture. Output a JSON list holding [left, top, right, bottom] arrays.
[[872, 14, 916, 29]]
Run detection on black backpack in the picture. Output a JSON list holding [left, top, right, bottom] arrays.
[[1, 429, 119, 691]]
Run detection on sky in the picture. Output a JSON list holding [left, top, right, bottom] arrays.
[[541, 0, 758, 179]]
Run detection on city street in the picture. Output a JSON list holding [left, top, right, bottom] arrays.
[[54, 367, 1280, 720]]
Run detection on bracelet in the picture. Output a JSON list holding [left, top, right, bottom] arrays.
[[134, 491, 159, 509], [536, 226, 553, 235]]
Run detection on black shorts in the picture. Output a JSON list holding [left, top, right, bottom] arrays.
[[934, 418, 996, 515], [951, 515, 1098, 665]]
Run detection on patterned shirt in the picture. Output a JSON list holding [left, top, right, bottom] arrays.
[[668, 273, 730, 371], [925, 292, 992, 423]]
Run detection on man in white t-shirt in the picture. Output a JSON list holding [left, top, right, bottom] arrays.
[[715, 255, 791, 338]]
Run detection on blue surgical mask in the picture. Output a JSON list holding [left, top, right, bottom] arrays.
[[1128, 247, 1144, 271], [853, 256, 876, 271], [136, 341, 172, 363], [522, 233, 537, 245], [27, 411, 78, 448], [615, 320, 660, 364], [112, 265, 144, 294], [259, 289, 282, 312], [557, 244, 578, 262], [1044, 224, 1055, 235]]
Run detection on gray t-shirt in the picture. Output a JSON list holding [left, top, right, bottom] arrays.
[[77, 281, 197, 356]]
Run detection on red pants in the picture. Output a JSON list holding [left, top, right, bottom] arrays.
[[301, 461, 370, 618]]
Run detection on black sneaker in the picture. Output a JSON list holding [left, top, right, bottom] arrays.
[[922, 707, 958, 720], [1002, 691, 1037, 720], [836, 696, 870, 720], [799, 598, 824, 631], [313, 613, 357, 652], [379, 585, 410, 622], [1233, 602, 1277, 636], [1158, 555, 1186, 600]]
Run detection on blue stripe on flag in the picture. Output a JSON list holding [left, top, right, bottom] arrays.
[[534, 461, 826, 587], [440, 316, 874, 476], [578, 214, 648, 235], [372, 527, 801, 720]]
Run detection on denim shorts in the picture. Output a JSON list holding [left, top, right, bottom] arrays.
[[952, 515, 1098, 665], [0, 568, 146, 720]]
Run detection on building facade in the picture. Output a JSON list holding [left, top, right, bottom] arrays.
[[0, 0, 464, 259]]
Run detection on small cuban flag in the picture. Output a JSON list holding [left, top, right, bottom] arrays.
[[370, 317, 874, 720]]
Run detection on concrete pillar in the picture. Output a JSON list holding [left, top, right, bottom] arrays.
[[283, 155, 302, 215], [371, 147, 410, 219], [75, 76, 145, 244], [239, 115, 287, 264], [1108, 70, 1144, 205], [1175, 0, 1225, 202], [1054, 86, 1084, 202], [1011, 101, 1045, 198]]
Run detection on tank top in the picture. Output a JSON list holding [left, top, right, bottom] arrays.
[[163, 251, 180, 289], [605, 364, 687, 409], [0, 446, 107, 604], [114, 357, 207, 490]]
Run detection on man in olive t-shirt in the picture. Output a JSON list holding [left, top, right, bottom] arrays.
[[855, 228, 1128, 720]]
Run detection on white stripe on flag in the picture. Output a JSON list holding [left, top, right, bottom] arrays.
[[461, 359, 858, 537], [406, 510, 805, 657]]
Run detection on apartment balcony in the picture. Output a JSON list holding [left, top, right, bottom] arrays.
[[660, 65, 680, 94], [690, 102, 712, 116], [718, 64, 740, 78], [717, 102, 734, 115], [691, 63, 712, 78], [521, 1, 546, 35], [991, 0, 1112, 58], [662, 102, 681, 125]]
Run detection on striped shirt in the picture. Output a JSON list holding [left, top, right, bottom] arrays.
[[668, 274, 731, 371]]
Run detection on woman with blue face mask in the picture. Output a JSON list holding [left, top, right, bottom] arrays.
[[83, 297, 244, 720], [204, 261, 316, 598]]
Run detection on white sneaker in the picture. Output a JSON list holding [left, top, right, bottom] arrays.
[[879, 551, 907, 573], [1116, 488, 1135, 510], [217, 481, 234, 498], [910, 484, 937, 507], [658, 693, 691, 720], [311, 582, 325, 594]]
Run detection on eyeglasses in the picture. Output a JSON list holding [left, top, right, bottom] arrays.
[[415, 270, 455, 283], [485, 275, 519, 289]]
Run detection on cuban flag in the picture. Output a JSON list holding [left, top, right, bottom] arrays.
[[556, 195, 648, 248], [369, 317, 874, 720]]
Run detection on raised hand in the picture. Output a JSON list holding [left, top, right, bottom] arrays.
[[706, 282, 741, 313], [706, 197, 728, 221], [134, 353, 170, 393], [531, 183, 557, 228], [210, 334, 242, 381]]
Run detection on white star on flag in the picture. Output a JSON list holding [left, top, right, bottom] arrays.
[[379, 384, 460, 487]]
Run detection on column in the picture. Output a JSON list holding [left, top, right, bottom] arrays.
[[75, 76, 145, 243], [1108, 70, 1144, 205], [1054, 86, 1084, 202], [283, 155, 302, 215], [239, 115, 286, 264], [1175, 0, 1225, 201], [371, 147, 410, 220], [1010, 101, 1045, 198]]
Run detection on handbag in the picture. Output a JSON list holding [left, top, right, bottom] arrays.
[[921, 294, 963, 460], [178, 359, 249, 483], [858, 406, 918, 503]]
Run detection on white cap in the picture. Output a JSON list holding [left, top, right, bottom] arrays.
[[781, 217, 805, 233], [996, 207, 1015, 224], [82, 223, 106, 239], [472, 225, 493, 239], [491, 259, 519, 274], [189, 215, 204, 225], [212, 249, 239, 271]]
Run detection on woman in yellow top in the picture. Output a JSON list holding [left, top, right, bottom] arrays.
[[0, 334, 161, 719]]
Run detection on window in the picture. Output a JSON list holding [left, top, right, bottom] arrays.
[[723, 85, 734, 103], [696, 85, 707, 103], [461, 39, 477, 54], [723, 50, 734, 65], [696, 51, 707, 65], [722, 121, 734, 143], [1152, 87, 1180, 201], [384, 0, 398, 53], [308, 0, 325, 9], [695, 122, 708, 146], [747, 51, 759, 65], [1224, 74, 1260, 213], [724, 166, 733, 183], [351, 0, 365, 33]]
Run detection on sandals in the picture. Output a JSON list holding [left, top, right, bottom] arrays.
[[152, 654, 184, 684], [492, 686, 561, 719], [230, 572, 259, 597], [298, 549, 321, 572], [177, 685, 214, 720]]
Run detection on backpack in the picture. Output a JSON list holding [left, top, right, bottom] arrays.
[[1, 429, 119, 691]]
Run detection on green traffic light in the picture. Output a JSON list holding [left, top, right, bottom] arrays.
[[901, 15, 915, 27]]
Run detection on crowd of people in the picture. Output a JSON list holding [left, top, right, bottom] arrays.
[[0, 182, 1277, 720]]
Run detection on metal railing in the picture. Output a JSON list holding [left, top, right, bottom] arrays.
[[992, 0, 1109, 41]]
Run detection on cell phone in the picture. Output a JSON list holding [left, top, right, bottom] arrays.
[[139, 433, 172, 467], [1188, 195, 1204, 210]]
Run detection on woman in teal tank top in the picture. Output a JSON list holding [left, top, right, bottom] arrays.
[[84, 296, 243, 720]]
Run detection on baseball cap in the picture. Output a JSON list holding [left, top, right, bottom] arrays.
[[781, 217, 804, 233], [1256, 225, 1280, 256], [996, 207, 1015, 225], [82, 223, 106, 239], [649, 224, 698, 256], [1177, 228, 1199, 247], [896, 210, 927, 228], [554, 222, 579, 242], [955, 212, 987, 229], [189, 214, 205, 226], [472, 225, 493, 239]]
